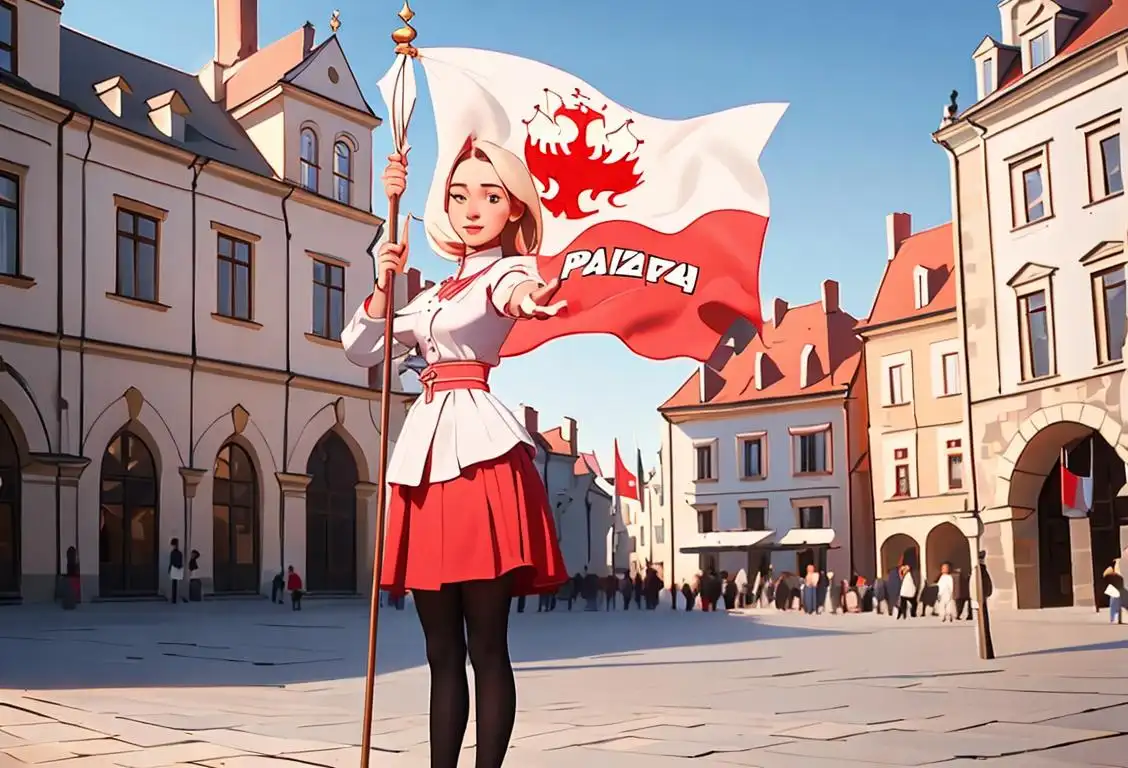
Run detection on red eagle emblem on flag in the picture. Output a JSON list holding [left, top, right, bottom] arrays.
[[523, 88, 645, 220]]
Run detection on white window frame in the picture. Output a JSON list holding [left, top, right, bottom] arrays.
[[884, 438, 916, 500], [739, 500, 769, 531], [913, 265, 930, 309], [790, 425, 832, 476], [1091, 261, 1127, 366], [880, 351, 912, 407], [790, 496, 830, 530], [692, 439, 718, 482], [735, 431, 767, 480], [944, 438, 965, 492], [1008, 145, 1053, 229], [1083, 119, 1123, 205], [1017, 285, 1057, 381]]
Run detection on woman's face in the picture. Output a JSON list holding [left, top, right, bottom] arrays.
[[447, 156, 523, 250]]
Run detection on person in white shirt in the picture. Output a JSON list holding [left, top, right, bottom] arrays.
[[937, 562, 955, 623], [342, 140, 568, 768], [897, 564, 917, 620]]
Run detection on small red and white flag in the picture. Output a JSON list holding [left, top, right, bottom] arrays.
[[380, 47, 785, 363], [614, 439, 639, 502], [1060, 445, 1093, 519]]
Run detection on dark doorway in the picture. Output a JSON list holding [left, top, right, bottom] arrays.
[[306, 432, 358, 592], [1037, 457, 1074, 607], [0, 416, 20, 597], [1084, 437, 1124, 607], [99, 430, 160, 596], [212, 443, 260, 593]]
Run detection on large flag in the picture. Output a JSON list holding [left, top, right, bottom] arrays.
[[614, 439, 639, 502], [382, 48, 785, 363], [1061, 445, 1093, 519]]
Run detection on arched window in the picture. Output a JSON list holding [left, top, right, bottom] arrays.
[[99, 429, 159, 597], [213, 443, 259, 593], [0, 416, 20, 596], [306, 432, 359, 592], [300, 128, 319, 191], [333, 140, 353, 204]]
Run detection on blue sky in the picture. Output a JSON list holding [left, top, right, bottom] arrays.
[[64, 0, 999, 472]]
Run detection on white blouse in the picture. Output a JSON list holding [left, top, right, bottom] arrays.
[[341, 248, 544, 487]]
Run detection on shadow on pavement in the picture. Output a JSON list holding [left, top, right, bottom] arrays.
[[1003, 637, 1128, 658], [0, 600, 851, 690]]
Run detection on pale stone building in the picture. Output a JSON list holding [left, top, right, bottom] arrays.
[[513, 405, 614, 578], [0, 0, 429, 602], [935, 0, 1128, 609], [658, 281, 870, 586], [858, 214, 976, 588]]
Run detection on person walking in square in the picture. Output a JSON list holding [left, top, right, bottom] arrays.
[[168, 538, 185, 604], [286, 565, 303, 611]]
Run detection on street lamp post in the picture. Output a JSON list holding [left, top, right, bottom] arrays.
[[969, 505, 996, 660]]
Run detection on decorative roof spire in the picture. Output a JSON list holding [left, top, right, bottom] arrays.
[[329, 9, 341, 34]]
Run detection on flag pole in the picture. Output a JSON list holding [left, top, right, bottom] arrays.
[[359, 5, 417, 767]]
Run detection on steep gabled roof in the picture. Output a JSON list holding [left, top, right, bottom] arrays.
[[998, 0, 1128, 90], [57, 28, 274, 177], [660, 300, 861, 410], [864, 223, 955, 328]]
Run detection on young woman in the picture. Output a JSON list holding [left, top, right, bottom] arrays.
[[342, 138, 568, 768]]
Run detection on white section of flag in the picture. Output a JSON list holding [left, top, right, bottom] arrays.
[[412, 47, 787, 254]]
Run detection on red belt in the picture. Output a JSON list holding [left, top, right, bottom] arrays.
[[418, 361, 491, 404]]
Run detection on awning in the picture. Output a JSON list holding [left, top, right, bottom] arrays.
[[679, 530, 775, 554], [679, 528, 838, 554]]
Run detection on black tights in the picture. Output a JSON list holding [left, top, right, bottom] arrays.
[[413, 574, 516, 768]]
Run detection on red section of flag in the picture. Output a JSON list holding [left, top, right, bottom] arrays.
[[1061, 463, 1080, 511], [614, 439, 639, 501], [500, 210, 768, 363]]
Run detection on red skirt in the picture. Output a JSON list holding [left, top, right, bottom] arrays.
[[381, 444, 568, 596]]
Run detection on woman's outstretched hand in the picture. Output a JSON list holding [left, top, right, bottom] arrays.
[[382, 151, 408, 200], [514, 278, 567, 319]]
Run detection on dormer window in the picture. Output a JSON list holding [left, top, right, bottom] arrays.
[[95, 76, 133, 118], [146, 90, 190, 142], [0, 0, 15, 73], [754, 351, 766, 390], [913, 265, 930, 309], [981, 57, 995, 98], [1029, 29, 1050, 68], [799, 344, 816, 389]]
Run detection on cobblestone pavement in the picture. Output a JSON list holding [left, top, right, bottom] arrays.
[[1, 600, 1127, 767]]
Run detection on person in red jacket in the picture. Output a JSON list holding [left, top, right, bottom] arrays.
[[286, 565, 303, 611]]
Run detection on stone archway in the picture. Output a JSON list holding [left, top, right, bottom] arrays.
[[995, 404, 1127, 609], [880, 533, 920, 579], [925, 522, 972, 583]]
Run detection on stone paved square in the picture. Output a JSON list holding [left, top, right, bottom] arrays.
[[2, 601, 1128, 766]]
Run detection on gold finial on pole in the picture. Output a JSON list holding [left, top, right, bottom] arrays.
[[392, 1, 418, 56], [329, 9, 341, 34]]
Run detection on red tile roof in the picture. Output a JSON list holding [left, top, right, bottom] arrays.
[[574, 451, 603, 476], [660, 300, 861, 410], [540, 427, 572, 455], [864, 223, 955, 328], [224, 26, 313, 110], [997, 0, 1127, 90]]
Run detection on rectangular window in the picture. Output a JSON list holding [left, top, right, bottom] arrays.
[[0, 1, 14, 74], [1029, 30, 1050, 68], [0, 170, 17, 276], [893, 447, 910, 498], [1022, 166, 1046, 223], [654, 519, 665, 545], [946, 440, 964, 490], [115, 209, 160, 302], [888, 364, 905, 404], [216, 233, 252, 320], [739, 436, 763, 479], [696, 509, 714, 534], [798, 506, 825, 529], [311, 260, 345, 340], [941, 352, 960, 395], [1021, 290, 1052, 379], [981, 58, 994, 97], [742, 505, 767, 531], [639, 526, 645, 548], [694, 444, 714, 481], [1100, 135, 1123, 197], [1096, 266, 1127, 364], [794, 430, 828, 474]]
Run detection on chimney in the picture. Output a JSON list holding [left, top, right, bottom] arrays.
[[94, 76, 132, 118], [518, 404, 539, 435], [147, 90, 191, 141], [821, 279, 839, 313], [886, 212, 912, 261], [301, 21, 316, 56], [215, 0, 259, 67], [772, 297, 788, 327], [561, 417, 578, 455], [405, 267, 423, 301]]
